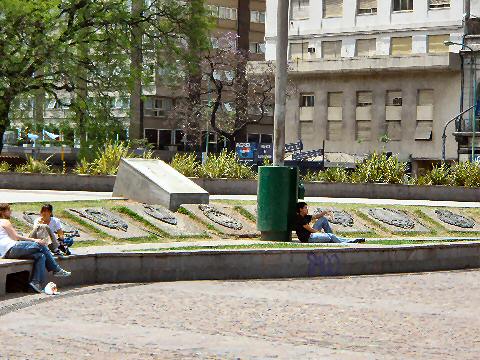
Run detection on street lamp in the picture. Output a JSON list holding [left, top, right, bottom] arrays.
[[444, 40, 477, 161]]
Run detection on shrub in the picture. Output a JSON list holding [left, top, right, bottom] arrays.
[[75, 141, 156, 175], [0, 162, 10, 172], [170, 153, 200, 177], [351, 152, 406, 184], [15, 156, 52, 174], [448, 161, 480, 187], [302, 168, 350, 183], [449, 161, 480, 187], [416, 163, 452, 186], [199, 150, 256, 179]]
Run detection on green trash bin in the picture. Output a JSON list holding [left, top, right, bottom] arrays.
[[257, 166, 299, 241]]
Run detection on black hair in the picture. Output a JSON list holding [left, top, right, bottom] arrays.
[[41, 204, 53, 214], [296, 202, 307, 213]]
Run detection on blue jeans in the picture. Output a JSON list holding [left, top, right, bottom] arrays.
[[5, 241, 61, 284], [309, 217, 355, 244]]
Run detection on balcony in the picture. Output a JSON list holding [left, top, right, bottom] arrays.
[[250, 53, 460, 75]]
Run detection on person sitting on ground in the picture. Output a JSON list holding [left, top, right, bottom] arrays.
[[295, 202, 365, 244], [34, 204, 71, 256], [0, 203, 71, 293]]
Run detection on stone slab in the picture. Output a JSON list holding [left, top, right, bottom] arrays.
[[66, 208, 149, 239], [182, 204, 259, 237], [421, 208, 480, 232], [313, 208, 373, 234], [124, 204, 207, 237], [360, 207, 430, 233], [12, 211, 96, 242], [113, 158, 209, 211]]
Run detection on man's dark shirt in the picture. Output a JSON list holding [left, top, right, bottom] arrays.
[[295, 214, 312, 243]]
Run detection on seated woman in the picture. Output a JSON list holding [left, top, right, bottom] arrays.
[[0, 203, 71, 293]]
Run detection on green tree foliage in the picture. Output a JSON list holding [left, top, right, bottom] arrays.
[[0, 0, 210, 153]]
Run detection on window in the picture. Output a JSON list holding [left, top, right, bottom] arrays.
[[300, 94, 315, 107], [249, 42, 266, 54], [429, 0, 450, 9], [323, 0, 343, 18], [386, 91, 402, 141], [261, 134, 273, 143], [415, 90, 434, 141], [247, 133, 260, 143], [291, 0, 309, 20], [289, 42, 309, 60], [218, 6, 237, 20], [357, 91, 372, 107], [322, 40, 342, 59], [251, 10, 266, 23], [154, 98, 172, 110], [158, 130, 172, 147], [357, 0, 377, 14], [145, 129, 158, 148], [174, 130, 184, 145], [391, 36, 412, 55], [393, 0, 413, 11], [327, 92, 343, 140], [428, 34, 449, 53], [386, 91, 402, 106], [356, 39, 376, 57]]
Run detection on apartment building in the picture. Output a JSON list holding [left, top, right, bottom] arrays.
[[264, 0, 475, 168], [144, 0, 269, 151]]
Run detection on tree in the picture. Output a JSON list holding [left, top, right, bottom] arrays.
[[0, 0, 210, 153], [171, 32, 276, 149]]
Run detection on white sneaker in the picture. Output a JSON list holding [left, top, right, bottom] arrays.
[[53, 268, 71, 277]]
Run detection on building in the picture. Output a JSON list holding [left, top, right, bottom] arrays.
[[264, 0, 477, 170], [143, 0, 270, 152]]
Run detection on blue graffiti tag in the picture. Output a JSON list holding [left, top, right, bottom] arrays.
[[307, 253, 341, 276]]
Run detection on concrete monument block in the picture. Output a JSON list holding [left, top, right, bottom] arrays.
[[113, 158, 209, 211], [66, 208, 149, 239], [182, 204, 259, 237], [124, 203, 207, 237]]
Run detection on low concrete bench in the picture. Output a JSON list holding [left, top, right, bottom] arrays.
[[2, 242, 480, 297], [0, 259, 34, 295]]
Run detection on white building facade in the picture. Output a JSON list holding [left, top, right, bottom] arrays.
[[265, 0, 479, 169]]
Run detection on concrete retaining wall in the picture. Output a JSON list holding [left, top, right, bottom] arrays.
[[0, 173, 479, 202], [0, 173, 115, 192], [193, 178, 480, 202], [2, 242, 480, 296]]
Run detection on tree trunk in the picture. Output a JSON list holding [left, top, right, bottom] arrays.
[[236, 0, 250, 139], [129, 0, 144, 140], [0, 98, 12, 155]]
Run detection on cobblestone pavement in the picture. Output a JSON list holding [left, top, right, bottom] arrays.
[[1, 270, 480, 359]]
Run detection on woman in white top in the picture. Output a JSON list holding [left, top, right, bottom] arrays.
[[0, 203, 71, 293]]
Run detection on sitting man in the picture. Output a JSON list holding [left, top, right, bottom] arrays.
[[295, 202, 365, 244], [0, 203, 71, 293], [34, 204, 71, 256]]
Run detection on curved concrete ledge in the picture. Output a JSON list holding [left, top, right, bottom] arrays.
[[2, 242, 480, 296]]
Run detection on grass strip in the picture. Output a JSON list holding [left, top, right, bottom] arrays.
[[178, 206, 221, 234], [233, 205, 256, 223]]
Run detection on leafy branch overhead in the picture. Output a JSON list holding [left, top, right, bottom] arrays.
[[0, 0, 211, 152]]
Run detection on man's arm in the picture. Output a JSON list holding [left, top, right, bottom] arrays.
[[312, 211, 332, 220], [303, 224, 318, 233], [53, 218, 65, 240]]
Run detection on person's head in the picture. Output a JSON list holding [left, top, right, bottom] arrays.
[[40, 204, 53, 219], [296, 202, 308, 216], [0, 203, 11, 219]]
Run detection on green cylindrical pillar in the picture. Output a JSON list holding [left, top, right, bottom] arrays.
[[257, 166, 298, 241]]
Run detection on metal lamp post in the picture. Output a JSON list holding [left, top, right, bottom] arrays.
[[445, 40, 477, 161]]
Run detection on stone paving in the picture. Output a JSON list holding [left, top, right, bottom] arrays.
[[1, 270, 480, 359]]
